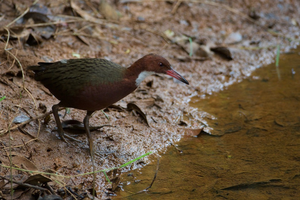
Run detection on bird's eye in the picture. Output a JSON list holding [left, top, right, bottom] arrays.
[[159, 62, 163, 66]]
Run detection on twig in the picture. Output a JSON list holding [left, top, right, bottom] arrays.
[[0, 175, 48, 191], [21, 139, 30, 153], [45, 183, 56, 194], [18, 126, 37, 139], [63, 186, 78, 200], [143, 157, 160, 191], [5, 8, 29, 28], [0, 165, 68, 178], [84, 0, 101, 17], [37, 119, 41, 139], [124, 157, 160, 198], [0, 111, 52, 136], [2, 138, 38, 149], [8, 117, 14, 197], [4, 28, 25, 88], [3, 28, 37, 109], [171, 0, 182, 14], [66, 186, 85, 199], [268, 29, 295, 42], [0, 142, 11, 163]]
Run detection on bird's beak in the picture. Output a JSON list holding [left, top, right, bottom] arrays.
[[166, 68, 189, 85]]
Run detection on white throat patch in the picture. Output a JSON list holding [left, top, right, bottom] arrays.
[[135, 71, 155, 86]]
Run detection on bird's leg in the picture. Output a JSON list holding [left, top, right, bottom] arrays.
[[84, 110, 96, 196], [52, 104, 68, 143], [84, 111, 95, 158], [52, 105, 83, 143]]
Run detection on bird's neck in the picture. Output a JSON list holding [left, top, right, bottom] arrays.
[[135, 71, 155, 86], [126, 60, 154, 87]]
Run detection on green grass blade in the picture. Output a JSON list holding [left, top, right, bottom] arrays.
[[275, 44, 280, 67], [275, 44, 281, 80], [119, 151, 152, 168], [103, 171, 112, 184], [0, 96, 6, 102]]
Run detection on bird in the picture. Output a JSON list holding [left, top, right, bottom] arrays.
[[28, 54, 189, 161]]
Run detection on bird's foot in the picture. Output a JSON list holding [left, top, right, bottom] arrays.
[[53, 128, 84, 145], [63, 133, 84, 143]]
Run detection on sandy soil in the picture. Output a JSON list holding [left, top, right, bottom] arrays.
[[0, 0, 300, 199]]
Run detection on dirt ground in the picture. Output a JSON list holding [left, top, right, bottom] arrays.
[[0, 0, 300, 199]]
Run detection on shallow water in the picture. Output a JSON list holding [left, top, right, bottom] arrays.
[[114, 48, 300, 199]]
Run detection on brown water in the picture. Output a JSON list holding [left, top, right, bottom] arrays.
[[114, 49, 300, 200]]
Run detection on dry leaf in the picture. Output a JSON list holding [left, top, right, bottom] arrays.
[[22, 174, 52, 187], [134, 98, 155, 108], [183, 128, 203, 137], [11, 155, 38, 172], [224, 32, 242, 44], [210, 46, 233, 60], [70, 0, 98, 23], [127, 102, 150, 126], [23, 12, 56, 39], [99, 0, 121, 20]]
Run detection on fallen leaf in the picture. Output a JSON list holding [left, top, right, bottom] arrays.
[[178, 120, 188, 126], [70, 0, 98, 23], [16, 174, 52, 189], [23, 12, 51, 24], [183, 128, 203, 137], [127, 102, 150, 126], [23, 11, 56, 39], [224, 32, 242, 44], [133, 98, 155, 108], [194, 44, 212, 57], [99, 0, 121, 20], [210, 46, 233, 60], [75, 34, 90, 46], [13, 113, 30, 124], [11, 155, 38, 172]]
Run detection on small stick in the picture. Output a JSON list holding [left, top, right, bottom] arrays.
[[5, 8, 29, 28], [0, 107, 65, 136], [143, 157, 160, 191], [171, 0, 182, 14], [129, 157, 160, 195], [0, 111, 52, 136], [4, 28, 37, 108], [0, 175, 48, 191]]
